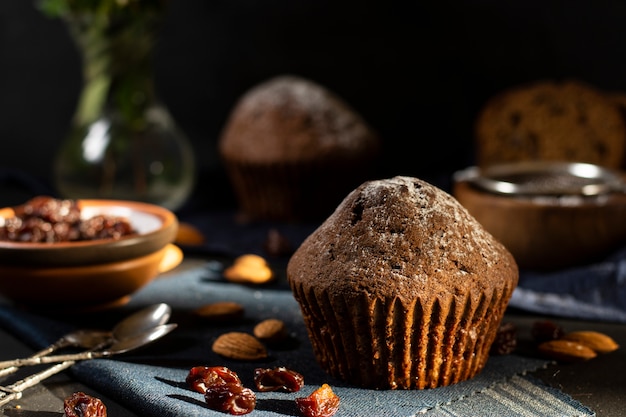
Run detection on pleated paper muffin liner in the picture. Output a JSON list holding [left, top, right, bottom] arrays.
[[291, 281, 515, 390]]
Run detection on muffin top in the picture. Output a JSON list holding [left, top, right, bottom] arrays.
[[287, 176, 518, 300], [218, 75, 380, 163]]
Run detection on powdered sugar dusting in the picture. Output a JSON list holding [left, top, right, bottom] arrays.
[[371, 177, 498, 265], [312, 176, 509, 284]]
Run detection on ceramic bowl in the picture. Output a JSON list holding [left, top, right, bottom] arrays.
[[0, 199, 177, 266], [453, 166, 626, 270], [0, 200, 182, 309]]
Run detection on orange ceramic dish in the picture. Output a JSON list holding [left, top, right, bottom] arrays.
[[0, 199, 181, 309], [453, 180, 626, 270], [0, 245, 182, 309], [0, 199, 178, 267]]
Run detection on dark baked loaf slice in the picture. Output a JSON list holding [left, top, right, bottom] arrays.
[[607, 91, 626, 169], [475, 80, 626, 169]]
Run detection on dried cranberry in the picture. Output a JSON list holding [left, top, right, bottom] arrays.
[[295, 384, 340, 417], [490, 322, 518, 355], [531, 320, 565, 343], [63, 391, 107, 417], [254, 367, 304, 392], [186, 366, 242, 394], [204, 382, 256, 415]]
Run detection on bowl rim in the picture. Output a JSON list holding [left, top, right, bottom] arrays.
[[0, 199, 178, 266]]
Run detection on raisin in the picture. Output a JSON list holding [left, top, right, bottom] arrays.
[[187, 366, 256, 415], [0, 197, 135, 243], [295, 384, 340, 417], [63, 392, 107, 417], [18, 196, 81, 224], [254, 367, 304, 392], [532, 320, 565, 343], [186, 366, 241, 394], [79, 215, 135, 240], [204, 382, 256, 415], [490, 322, 518, 355]]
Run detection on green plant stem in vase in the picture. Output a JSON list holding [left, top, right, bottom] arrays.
[[40, 0, 195, 211]]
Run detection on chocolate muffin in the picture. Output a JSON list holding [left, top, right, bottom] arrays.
[[218, 75, 380, 222], [287, 176, 518, 389]]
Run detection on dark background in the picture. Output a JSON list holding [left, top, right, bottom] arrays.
[[2, 0, 626, 211]]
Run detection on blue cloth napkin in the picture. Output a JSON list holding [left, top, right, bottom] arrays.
[[510, 246, 626, 323], [0, 263, 595, 416]]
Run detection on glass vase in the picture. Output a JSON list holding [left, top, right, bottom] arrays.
[[51, 3, 195, 211]]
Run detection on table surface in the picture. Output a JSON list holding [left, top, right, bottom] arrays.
[[0, 257, 624, 417]]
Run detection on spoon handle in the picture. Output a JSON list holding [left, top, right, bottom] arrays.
[[0, 331, 112, 377], [0, 351, 106, 368], [0, 341, 71, 378], [0, 361, 75, 406], [0, 322, 177, 369]]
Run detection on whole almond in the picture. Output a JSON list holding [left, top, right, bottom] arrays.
[[561, 331, 619, 354], [224, 254, 274, 285], [212, 332, 268, 361], [194, 301, 245, 322], [254, 318, 287, 344], [538, 339, 597, 362]]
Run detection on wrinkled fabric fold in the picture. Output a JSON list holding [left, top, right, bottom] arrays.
[[511, 246, 626, 323]]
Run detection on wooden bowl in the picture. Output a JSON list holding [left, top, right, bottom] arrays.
[[0, 244, 182, 310], [0, 199, 182, 309], [453, 179, 626, 270]]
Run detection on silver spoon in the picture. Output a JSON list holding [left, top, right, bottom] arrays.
[[0, 323, 177, 368], [0, 323, 177, 406], [0, 330, 110, 379], [110, 302, 172, 341], [0, 303, 171, 378]]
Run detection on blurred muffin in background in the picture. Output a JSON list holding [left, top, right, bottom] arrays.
[[218, 75, 381, 222]]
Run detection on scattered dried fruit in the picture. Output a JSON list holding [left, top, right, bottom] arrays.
[[194, 301, 245, 322], [490, 322, 517, 355], [254, 318, 288, 344], [296, 384, 340, 417], [538, 339, 597, 362], [186, 366, 242, 394], [224, 254, 274, 284], [204, 382, 256, 415], [186, 366, 256, 415], [561, 331, 619, 354], [212, 332, 268, 361], [254, 367, 304, 392], [64, 392, 107, 417]]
